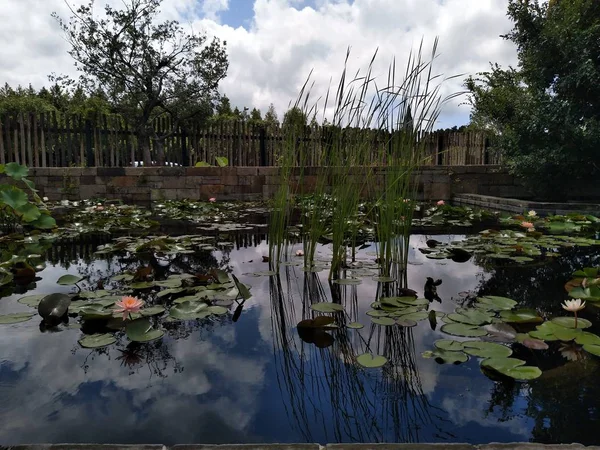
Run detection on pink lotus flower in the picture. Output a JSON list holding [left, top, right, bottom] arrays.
[[209, 197, 216, 203], [521, 221, 534, 229], [437, 200, 445, 206], [115, 296, 144, 320], [296, 249, 304, 256]]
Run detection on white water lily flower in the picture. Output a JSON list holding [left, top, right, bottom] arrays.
[[42, 196, 49, 202], [60, 200, 69, 206], [562, 298, 586, 312], [527, 210, 537, 218]]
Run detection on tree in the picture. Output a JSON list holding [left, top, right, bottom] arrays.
[[264, 103, 279, 125], [53, 0, 228, 165], [282, 106, 307, 129], [249, 108, 262, 122], [466, 0, 600, 200]]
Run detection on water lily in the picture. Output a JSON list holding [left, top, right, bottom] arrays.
[[296, 249, 304, 257], [527, 226, 535, 232], [562, 298, 586, 328], [527, 210, 537, 218], [520, 221, 534, 229], [209, 197, 216, 202], [436, 200, 445, 206], [42, 196, 49, 202], [115, 296, 144, 320]]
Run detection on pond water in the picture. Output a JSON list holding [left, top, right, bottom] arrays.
[[0, 230, 600, 446]]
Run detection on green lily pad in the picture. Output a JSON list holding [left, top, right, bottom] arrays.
[[481, 357, 542, 380], [575, 332, 600, 346], [396, 319, 418, 327], [500, 309, 543, 324], [126, 318, 164, 342], [463, 341, 513, 358], [57, 274, 84, 285], [441, 323, 487, 337], [4, 162, 28, 180], [522, 338, 549, 350], [0, 312, 35, 324], [16, 203, 41, 222], [434, 339, 464, 351], [356, 353, 388, 368], [231, 273, 252, 300], [583, 344, 600, 356], [310, 302, 344, 313], [208, 305, 228, 315], [17, 294, 45, 307], [398, 311, 429, 322], [140, 306, 166, 317], [478, 296, 518, 311], [79, 305, 114, 320], [30, 214, 56, 229], [78, 333, 117, 349], [395, 297, 429, 307], [371, 317, 396, 326], [447, 309, 492, 326], [251, 271, 277, 277], [482, 323, 518, 342], [1, 187, 28, 209], [130, 281, 156, 290], [422, 349, 469, 364], [347, 322, 364, 329], [169, 301, 209, 320], [333, 278, 362, 285], [551, 316, 592, 329]]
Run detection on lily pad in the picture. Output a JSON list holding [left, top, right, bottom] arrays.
[[441, 323, 487, 337], [481, 357, 542, 380], [231, 273, 252, 300], [551, 316, 592, 329], [500, 309, 543, 324], [17, 294, 45, 307], [57, 274, 84, 285], [575, 332, 600, 346], [583, 344, 600, 357], [356, 353, 388, 368], [140, 306, 166, 317], [208, 305, 228, 315], [347, 322, 364, 329], [434, 339, 464, 351], [371, 317, 396, 326], [482, 323, 518, 342], [126, 318, 164, 342], [396, 319, 418, 327], [169, 301, 209, 320], [78, 333, 117, 349], [79, 305, 114, 320], [447, 309, 492, 326], [522, 338, 549, 350], [310, 302, 344, 313], [463, 341, 513, 358], [422, 349, 469, 364], [333, 278, 362, 285], [0, 312, 35, 324], [398, 311, 429, 322], [477, 296, 517, 311], [298, 316, 336, 328]]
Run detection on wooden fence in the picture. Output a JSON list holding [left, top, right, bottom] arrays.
[[0, 112, 498, 168]]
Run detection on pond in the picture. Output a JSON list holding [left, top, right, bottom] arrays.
[[1, 216, 600, 446]]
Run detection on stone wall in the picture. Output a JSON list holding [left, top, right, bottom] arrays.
[[0, 165, 529, 204]]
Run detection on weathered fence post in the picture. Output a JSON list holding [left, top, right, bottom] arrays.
[[259, 126, 267, 166], [85, 119, 94, 167], [181, 126, 189, 166]]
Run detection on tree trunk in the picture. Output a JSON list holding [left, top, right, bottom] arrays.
[[138, 126, 152, 167]]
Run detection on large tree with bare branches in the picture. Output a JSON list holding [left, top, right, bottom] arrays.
[[53, 0, 228, 165]]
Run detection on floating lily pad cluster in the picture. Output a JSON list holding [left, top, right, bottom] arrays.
[[565, 267, 600, 302], [412, 204, 498, 228], [153, 199, 269, 224], [423, 293, 600, 380], [420, 229, 600, 264], [63, 201, 159, 234], [5, 267, 251, 349], [500, 212, 600, 234], [94, 234, 217, 255]]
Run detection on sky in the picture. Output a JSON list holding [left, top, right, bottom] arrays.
[[0, 0, 518, 128]]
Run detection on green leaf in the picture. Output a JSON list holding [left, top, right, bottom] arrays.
[[79, 305, 114, 320], [212, 269, 230, 284], [551, 316, 592, 329], [477, 296, 517, 311], [371, 316, 395, 326], [78, 333, 117, 349], [463, 341, 513, 358], [126, 318, 164, 342], [215, 156, 228, 167], [4, 162, 28, 180], [447, 309, 492, 326], [17, 294, 46, 307], [481, 357, 542, 381], [16, 203, 41, 222], [500, 308, 543, 324], [422, 349, 469, 364], [0, 312, 35, 324], [347, 322, 364, 329], [356, 353, 388, 368], [169, 301, 209, 320], [482, 323, 518, 342], [195, 161, 211, 167], [583, 344, 600, 357], [434, 339, 465, 351], [30, 214, 56, 229], [398, 311, 429, 322], [208, 305, 228, 315], [441, 323, 487, 337], [575, 332, 600, 346], [310, 302, 344, 313], [140, 306, 166, 317], [1, 187, 28, 209], [57, 274, 84, 285], [231, 273, 252, 300]]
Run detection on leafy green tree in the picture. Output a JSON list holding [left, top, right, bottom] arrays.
[[249, 108, 262, 122], [264, 103, 279, 125], [0, 84, 55, 115], [282, 106, 307, 129], [466, 0, 600, 200], [53, 0, 228, 165]]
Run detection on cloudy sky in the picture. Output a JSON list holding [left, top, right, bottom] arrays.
[[0, 0, 517, 127]]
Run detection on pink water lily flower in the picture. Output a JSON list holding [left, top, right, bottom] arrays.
[[209, 197, 216, 202], [436, 200, 445, 206], [115, 296, 144, 320], [520, 221, 534, 229]]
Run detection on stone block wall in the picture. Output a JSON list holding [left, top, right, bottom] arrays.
[[0, 165, 529, 204]]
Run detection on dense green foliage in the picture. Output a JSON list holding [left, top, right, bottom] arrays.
[[466, 0, 600, 200]]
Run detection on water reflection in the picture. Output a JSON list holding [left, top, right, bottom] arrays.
[[0, 233, 599, 444]]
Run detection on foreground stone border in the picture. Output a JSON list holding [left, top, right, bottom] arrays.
[[2, 444, 600, 450]]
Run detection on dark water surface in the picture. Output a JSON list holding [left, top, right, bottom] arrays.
[[1, 232, 599, 445]]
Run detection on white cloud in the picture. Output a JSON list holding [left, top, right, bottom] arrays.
[[0, 0, 517, 127]]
